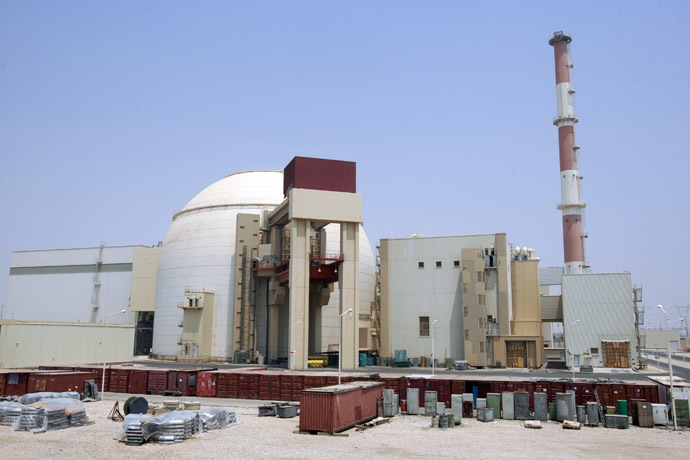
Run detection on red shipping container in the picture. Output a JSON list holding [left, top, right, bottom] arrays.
[[197, 371, 220, 397], [300, 381, 383, 434], [1, 370, 30, 396], [28, 372, 92, 394], [73, 366, 109, 391], [146, 370, 168, 395], [127, 370, 149, 394], [109, 368, 130, 393], [167, 368, 216, 396], [451, 378, 466, 396]]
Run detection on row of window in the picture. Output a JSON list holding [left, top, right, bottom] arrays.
[[418, 261, 461, 269], [419, 315, 488, 337]]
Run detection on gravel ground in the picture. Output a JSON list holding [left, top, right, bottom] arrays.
[[0, 398, 687, 460]]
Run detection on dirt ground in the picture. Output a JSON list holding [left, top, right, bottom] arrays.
[[0, 398, 687, 460]]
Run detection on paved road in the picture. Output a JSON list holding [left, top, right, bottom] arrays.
[[643, 350, 690, 381]]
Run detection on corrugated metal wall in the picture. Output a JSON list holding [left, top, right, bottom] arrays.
[[562, 273, 637, 368]]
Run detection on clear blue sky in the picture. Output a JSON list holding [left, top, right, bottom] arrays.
[[1, 1, 688, 329]]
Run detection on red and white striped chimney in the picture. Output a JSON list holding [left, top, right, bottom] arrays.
[[549, 31, 586, 275]]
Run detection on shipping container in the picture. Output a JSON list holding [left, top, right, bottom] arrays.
[[28, 372, 92, 394], [109, 367, 130, 393], [299, 381, 383, 434], [73, 366, 109, 391], [197, 371, 220, 397], [127, 370, 149, 394], [1, 370, 30, 396], [167, 367, 216, 396], [146, 369, 168, 395]]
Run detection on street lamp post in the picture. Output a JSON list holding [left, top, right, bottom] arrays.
[[431, 319, 438, 376], [338, 308, 353, 385], [570, 319, 580, 380], [289, 320, 303, 371], [101, 309, 127, 399], [657, 304, 678, 431]]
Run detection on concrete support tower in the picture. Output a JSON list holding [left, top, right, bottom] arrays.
[[549, 31, 586, 275]]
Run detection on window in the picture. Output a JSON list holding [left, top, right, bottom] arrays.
[[464, 330, 470, 341], [189, 298, 193, 307], [419, 316, 430, 337], [240, 225, 245, 229], [454, 260, 460, 268], [478, 294, 485, 306], [418, 262, 425, 269], [477, 271, 484, 282], [463, 284, 468, 294], [462, 261, 468, 270], [436, 261, 442, 268], [480, 341, 485, 353], [464, 306, 469, 317], [590, 347, 599, 354], [194, 298, 199, 307]]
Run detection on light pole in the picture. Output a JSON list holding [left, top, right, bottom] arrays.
[[289, 320, 302, 371], [657, 305, 678, 431], [101, 309, 127, 399], [669, 318, 686, 363], [338, 308, 353, 385], [431, 319, 438, 376], [570, 319, 580, 380]]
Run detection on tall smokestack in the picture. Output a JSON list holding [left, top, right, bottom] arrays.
[[549, 31, 586, 275]]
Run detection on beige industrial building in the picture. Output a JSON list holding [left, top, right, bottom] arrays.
[[643, 330, 681, 350], [379, 233, 543, 368], [0, 320, 133, 368]]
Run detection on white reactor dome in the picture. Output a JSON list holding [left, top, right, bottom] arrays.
[[152, 170, 376, 359]]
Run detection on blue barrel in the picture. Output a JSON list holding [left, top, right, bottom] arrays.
[[359, 353, 367, 367], [367, 356, 374, 366]]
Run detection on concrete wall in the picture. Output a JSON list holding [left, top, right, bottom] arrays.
[[380, 234, 509, 364], [129, 247, 160, 312], [643, 330, 682, 350], [6, 245, 144, 324], [0, 320, 134, 368]]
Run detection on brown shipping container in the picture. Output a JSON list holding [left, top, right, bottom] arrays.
[[1, 370, 30, 396], [73, 366, 109, 391], [197, 371, 220, 397], [283, 156, 356, 196], [146, 370, 168, 395], [167, 368, 216, 396], [300, 381, 383, 434], [127, 370, 149, 394], [28, 372, 92, 394]]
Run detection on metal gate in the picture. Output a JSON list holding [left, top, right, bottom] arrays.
[[507, 341, 527, 368], [603, 341, 630, 368]]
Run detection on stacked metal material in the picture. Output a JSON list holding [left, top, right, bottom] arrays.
[[45, 406, 69, 430], [124, 422, 145, 446], [122, 414, 150, 446], [16, 405, 40, 431], [68, 407, 87, 426], [3, 404, 22, 426], [153, 419, 186, 444]]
